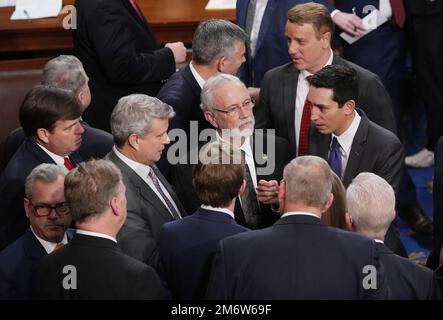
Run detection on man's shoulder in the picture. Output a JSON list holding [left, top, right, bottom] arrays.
[[336, 57, 380, 82], [262, 62, 296, 82]]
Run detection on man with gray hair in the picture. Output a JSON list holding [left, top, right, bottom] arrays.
[[207, 155, 387, 299], [36, 159, 168, 299], [0, 164, 73, 299], [105, 94, 186, 269], [346, 172, 441, 299], [172, 73, 289, 229], [5, 55, 113, 165]]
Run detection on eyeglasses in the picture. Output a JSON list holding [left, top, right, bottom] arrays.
[[213, 98, 255, 117], [27, 199, 70, 217]]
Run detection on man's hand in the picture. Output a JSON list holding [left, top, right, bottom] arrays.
[[165, 42, 187, 64], [256, 179, 279, 204], [332, 11, 366, 37]]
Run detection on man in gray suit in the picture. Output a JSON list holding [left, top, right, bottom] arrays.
[[106, 94, 186, 268], [308, 64, 406, 257], [255, 2, 395, 158]]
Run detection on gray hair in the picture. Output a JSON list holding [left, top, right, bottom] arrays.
[[42, 55, 88, 95], [283, 156, 333, 208], [110, 94, 175, 147], [25, 164, 68, 199], [192, 19, 246, 66], [200, 73, 246, 112], [346, 172, 396, 239]]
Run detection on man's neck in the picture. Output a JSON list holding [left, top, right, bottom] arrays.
[[305, 49, 333, 75], [334, 110, 356, 136], [193, 62, 218, 81]]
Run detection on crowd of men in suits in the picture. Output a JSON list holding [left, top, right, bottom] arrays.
[[0, 0, 442, 299]]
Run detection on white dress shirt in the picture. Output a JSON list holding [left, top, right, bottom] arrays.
[[250, 0, 269, 57], [37, 143, 66, 166], [189, 61, 206, 89], [76, 229, 117, 243], [201, 204, 235, 219], [31, 226, 68, 254], [281, 211, 320, 219]]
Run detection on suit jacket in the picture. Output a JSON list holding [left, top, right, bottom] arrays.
[[207, 214, 387, 299], [74, 0, 176, 132], [0, 140, 82, 250], [4, 121, 113, 167], [106, 149, 186, 269], [158, 208, 249, 300], [255, 55, 396, 157], [309, 109, 404, 191], [376, 242, 441, 299], [36, 234, 169, 299], [405, 0, 443, 15], [0, 228, 75, 300], [170, 131, 290, 229], [236, 0, 333, 87]]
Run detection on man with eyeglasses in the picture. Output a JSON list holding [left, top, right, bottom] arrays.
[[0, 164, 74, 300], [171, 74, 289, 229]]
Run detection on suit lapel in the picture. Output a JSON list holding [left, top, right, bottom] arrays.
[[152, 165, 186, 216], [182, 65, 202, 100], [283, 66, 299, 152], [255, 0, 277, 55]]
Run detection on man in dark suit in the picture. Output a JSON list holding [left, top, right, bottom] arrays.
[[106, 94, 186, 269], [74, 0, 187, 132], [236, 0, 333, 87], [156, 19, 246, 178], [346, 172, 441, 299], [207, 156, 388, 299], [171, 74, 289, 229], [158, 142, 249, 300], [36, 159, 168, 299], [255, 2, 395, 159], [4, 55, 113, 166], [308, 64, 406, 256], [0, 164, 73, 300], [0, 86, 83, 250]]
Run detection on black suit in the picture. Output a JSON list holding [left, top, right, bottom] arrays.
[[171, 131, 289, 229], [376, 242, 441, 299], [4, 121, 113, 166], [0, 140, 82, 250], [207, 214, 388, 299], [309, 109, 406, 256], [36, 234, 169, 299], [106, 149, 186, 268], [255, 55, 396, 157], [74, 0, 176, 132]]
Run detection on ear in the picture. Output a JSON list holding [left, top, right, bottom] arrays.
[[127, 133, 140, 151], [321, 31, 331, 49], [36, 128, 50, 144], [343, 99, 356, 115], [204, 111, 219, 129], [217, 57, 226, 73], [109, 196, 120, 216], [77, 90, 87, 107], [322, 193, 334, 213], [239, 179, 247, 196], [345, 212, 353, 231], [24, 198, 30, 219]]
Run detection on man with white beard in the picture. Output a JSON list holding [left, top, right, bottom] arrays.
[[171, 74, 289, 229]]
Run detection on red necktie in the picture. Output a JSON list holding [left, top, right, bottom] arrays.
[[298, 75, 312, 156], [390, 0, 406, 28], [129, 0, 144, 22], [64, 157, 74, 171]]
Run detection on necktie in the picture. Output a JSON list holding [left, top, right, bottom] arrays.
[[148, 168, 181, 220], [240, 151, 261, 229], [52, 242, 65, 253], [390, 0, 406, 28], [129, 0, 144, 21], [64, 157, 74, 170], [298, 75, 312, 156], [328, 137, 342, 178]]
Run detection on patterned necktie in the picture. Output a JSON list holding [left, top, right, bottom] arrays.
[[63, 157, 74, 171], [390, 0, 406, 28], [51, 242, 65, 253], [129, 0, 144, 21], [239, 151, 261, 228], [328, 137, 342, 178], [298, 75, 312, 156], [148, 168, 181, 220]]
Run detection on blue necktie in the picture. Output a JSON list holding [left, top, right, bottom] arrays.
[[328, 137, 342, 178]]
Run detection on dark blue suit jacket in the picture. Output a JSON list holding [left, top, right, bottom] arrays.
[[0, 228, 75, 300], [158, 208, 249, 300], [236, 0, 332, 87], [0, 140, 82, 250], [207, 214, 387, 299]]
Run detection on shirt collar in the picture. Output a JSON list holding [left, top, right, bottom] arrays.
[[281, 211, 321, 219], [201, 205, 235, 219], [299, 49, 334, 81], [331, 110, 361, 154], [31, 226, 68, 254], [113, 146, 152, 179], [76, 229, 117, 243], [37, 143, 65, 166], [189, 61, 206, 89]]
